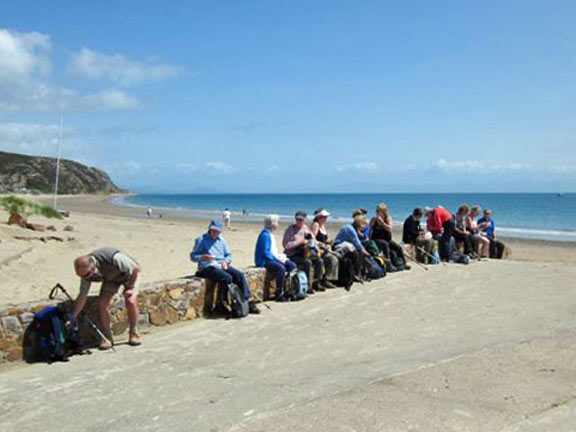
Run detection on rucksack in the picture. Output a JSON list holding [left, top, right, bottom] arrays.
[[218, 283, 249, 318], [33, 306, 80, 363], [287, 269, 308, 300], [450, 252, 470, 265], [337, 253, 356, 291], [390, 250, 405, 271], [363, 255, 386, 281]]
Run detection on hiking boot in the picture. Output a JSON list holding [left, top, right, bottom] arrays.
[[404, 263, 412, 270], [248, 301, 260, 314], [99, 338, 113, 351], [322, 280, 337, 289], [129, 331, 142, 346], [276, 295, 289, 302]]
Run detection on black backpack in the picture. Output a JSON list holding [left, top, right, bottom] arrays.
[[337, 253, 356, 290], [218, 283, 249, 319]]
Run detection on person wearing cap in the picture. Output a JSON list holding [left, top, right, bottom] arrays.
[[425, 206, 455, 261], [310, 208, 339, 288], [282, 210, 328, 293], [255, 214, 296, 301], [191, 220, 260, 314], [71, 248, 142, 350], [369, 202, 410, 271]]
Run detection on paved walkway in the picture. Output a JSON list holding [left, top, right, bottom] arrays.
[[1, 260, 575, 431]]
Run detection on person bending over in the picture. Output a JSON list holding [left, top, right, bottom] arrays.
[[334, 214, 371, 277], [72, 247, 141, 350], [191, 220, 260, 314], [425, 206, 455, 262], [255, 214, 296, 301]]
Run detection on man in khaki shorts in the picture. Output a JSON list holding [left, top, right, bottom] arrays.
[[71, 247, 141, 350]]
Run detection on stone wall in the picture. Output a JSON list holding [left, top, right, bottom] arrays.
[[0, 268, 273, 364]]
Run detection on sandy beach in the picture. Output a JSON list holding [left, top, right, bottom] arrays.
[[1, 194, 575, 306], [1, 195, 576, 431]]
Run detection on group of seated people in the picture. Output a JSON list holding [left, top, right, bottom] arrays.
[[190, 203, 507, 311]]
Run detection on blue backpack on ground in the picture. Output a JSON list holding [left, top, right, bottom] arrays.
[[33, 306, 79, 363], [288, 269, 308, 301], [363, 255, 386, 280]]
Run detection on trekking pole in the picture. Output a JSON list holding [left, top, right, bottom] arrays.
[[50, 284, 116, 352], [415, 246, 447, 266], [400, 247, 429, 271], [251, 291, 271, 310]]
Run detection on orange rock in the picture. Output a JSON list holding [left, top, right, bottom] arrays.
[[8, 212, 27, 228]]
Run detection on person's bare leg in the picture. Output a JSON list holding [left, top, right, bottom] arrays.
[[124, 289, 141, 345], [98, 290, 115, 349]]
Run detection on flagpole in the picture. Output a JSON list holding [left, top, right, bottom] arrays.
[[53, 114, 63, 209]]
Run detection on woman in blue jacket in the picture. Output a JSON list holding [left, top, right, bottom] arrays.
[[255, 214, 296, 301]]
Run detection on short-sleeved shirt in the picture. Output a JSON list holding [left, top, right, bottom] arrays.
[[80, 252, 139, 295]]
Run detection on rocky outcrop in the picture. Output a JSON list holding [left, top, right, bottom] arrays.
[[0, 151, 125, 195]]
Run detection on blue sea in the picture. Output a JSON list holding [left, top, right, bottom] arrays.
[[116, 193, 576, 242]]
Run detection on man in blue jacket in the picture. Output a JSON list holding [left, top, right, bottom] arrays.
[[255, 214, 296, 301], [191, 220, 260, 314]]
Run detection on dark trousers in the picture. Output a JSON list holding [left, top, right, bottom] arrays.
[[197, 265, 251, 301], [489, 238, 506, 259], [452, 231, 474, 255], [290, 255, 324, 286], [265, 260, 296, 297], [373, 239, 406, 263], [440, 219, 456, 261]]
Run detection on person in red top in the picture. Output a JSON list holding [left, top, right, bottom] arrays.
[[425, 206, 455, 261]]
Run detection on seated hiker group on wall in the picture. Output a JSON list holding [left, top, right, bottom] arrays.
[[59, 202, 507, 354]]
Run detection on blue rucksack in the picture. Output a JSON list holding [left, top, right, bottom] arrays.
[[288, 269, 308, 301], [33, 306, 79, 363], [363, 255, 386, 280]]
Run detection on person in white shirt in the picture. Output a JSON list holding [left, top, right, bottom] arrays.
[[222, 208, 231, 229]]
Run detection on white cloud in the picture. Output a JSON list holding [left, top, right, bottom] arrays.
[[205, 161, 234, 174], [334, 162, 381, 173], [177, 163, 199, 173], [435, 158, 485, 173], [0, 28, 148, 112], [68, 47, 184, 86], [0, 28, 51, 84], [0, 122, 94, 157]]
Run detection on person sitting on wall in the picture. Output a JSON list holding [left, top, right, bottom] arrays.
[[334, 214, 371, 277], [425, 206, 455, 262], [71, 247, 142, 350], [310, 208, 339, 289], [402, 207, 437, 264], [369, 202, 410, 271], [191, 220, 260, 314], [255, 214, 296, 301], [282, 210, 329, 293], [477, 209, 507, 259], [453, 204, 477, 259]]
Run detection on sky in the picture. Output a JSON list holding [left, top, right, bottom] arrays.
[[1, 0, 575, 193]]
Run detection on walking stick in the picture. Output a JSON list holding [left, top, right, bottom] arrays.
[[400, 246, 429, 271], [415, 246, 447, 266], [50, 283, 116, 352], [250, 290, 272, 310]]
